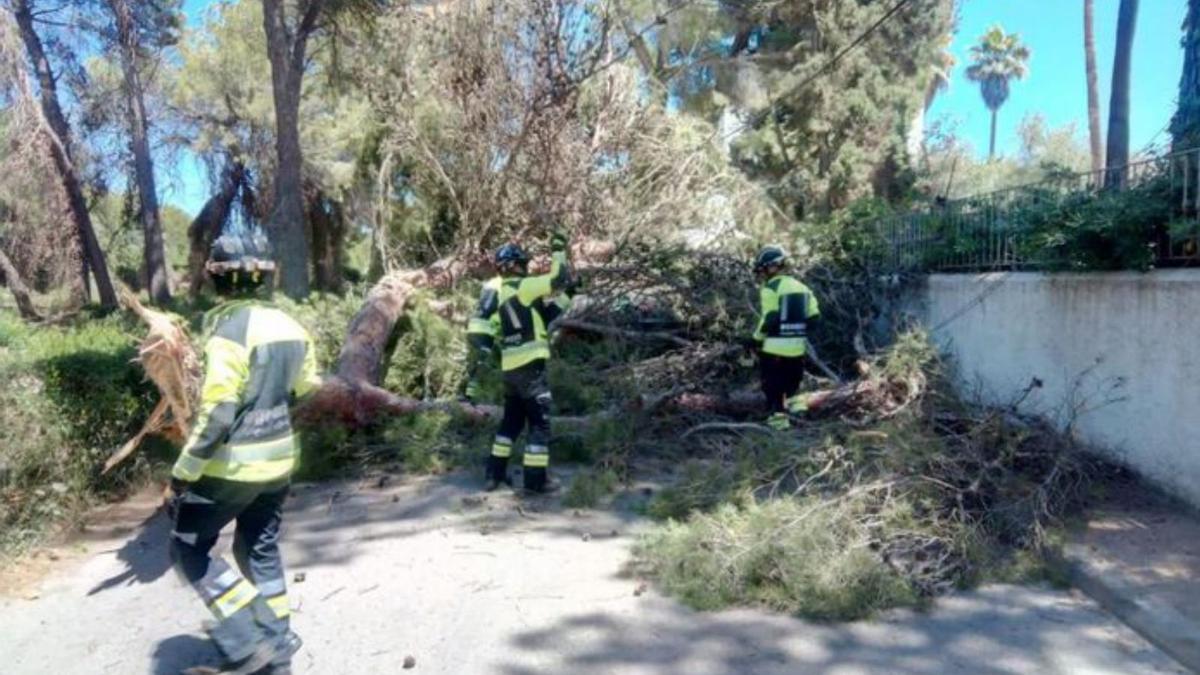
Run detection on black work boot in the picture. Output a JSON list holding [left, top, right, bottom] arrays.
[[214, 639, 287, 675], [484, 456, 510, 491], [265, 631, 303, 674], [521, 468, 559, 495]]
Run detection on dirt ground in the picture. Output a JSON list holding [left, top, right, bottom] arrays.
[[0, 471, 1188, 675]]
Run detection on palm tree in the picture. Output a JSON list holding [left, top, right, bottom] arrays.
[[966, 26, 1032, 161], [1084, 0, 1104, 174], [1105, 0, 1139, 185]]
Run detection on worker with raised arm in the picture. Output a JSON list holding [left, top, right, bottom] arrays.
[[464, 232, 573, 493], [166, 232, 321, 675], [750, 245, 821, 430]]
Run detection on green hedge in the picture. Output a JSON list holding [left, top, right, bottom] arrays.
[[0, 311, 160, 553]]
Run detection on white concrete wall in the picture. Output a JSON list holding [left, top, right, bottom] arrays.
[[914, 271, 1200, 507]]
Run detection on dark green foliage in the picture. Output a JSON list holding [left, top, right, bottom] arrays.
[[0, 312, 158, 553], [1172, 0, 1200, 149], [726, 0, 956, 216], [914, 174, 1177, 272], [1015, 177, 1173, 271]]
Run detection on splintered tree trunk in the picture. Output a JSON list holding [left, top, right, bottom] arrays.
[[187, 161, 244, 297], [1084, 0, 1104, 175], [1106, 0, 1139, 187], [302, 242, 635, 428], [13, 0, 117, 308], [262, 0, 324, 299], [0, 247, 41, 320], [111, 0, 170, 304]]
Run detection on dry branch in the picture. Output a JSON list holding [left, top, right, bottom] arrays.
[[104, 287, 200, 474]]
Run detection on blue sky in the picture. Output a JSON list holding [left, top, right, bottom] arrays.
[[930, 0, 1186, 158], [158, 0, 1189, 215], [154, 0, 210, 215]]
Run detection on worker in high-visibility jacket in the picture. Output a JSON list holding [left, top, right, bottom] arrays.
[[750, 245, 820, 430], [464, 233, 573, 493], [166, 232, 321, 675]]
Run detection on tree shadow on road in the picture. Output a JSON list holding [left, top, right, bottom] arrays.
[[151, 633, 220, 675], [492, 586, 1184, 675]]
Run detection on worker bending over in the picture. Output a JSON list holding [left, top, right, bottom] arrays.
[[750, 245, 821, 430], [465, 233, 573, 493], [167, 232, 321, 674]]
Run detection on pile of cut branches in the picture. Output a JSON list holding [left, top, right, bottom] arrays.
[[636, 329, 1096, 618]]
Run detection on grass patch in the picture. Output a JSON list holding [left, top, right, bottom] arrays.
[[636, 498, 920, 620]]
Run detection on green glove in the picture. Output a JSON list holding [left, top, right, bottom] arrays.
[[550, 231, 569, 253]]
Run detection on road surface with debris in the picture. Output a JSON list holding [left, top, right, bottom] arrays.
[[0, 471, 1187, 675]]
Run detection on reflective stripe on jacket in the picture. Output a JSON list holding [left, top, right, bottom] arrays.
[[753, 275, 821, 358], [172, 301, 322, 483], [468, 252, 571, 372]]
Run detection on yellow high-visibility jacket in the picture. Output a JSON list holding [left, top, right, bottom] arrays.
[[753, 274, 820, 358], [172, 300, 322, 483], [467, 252, 571, 372]]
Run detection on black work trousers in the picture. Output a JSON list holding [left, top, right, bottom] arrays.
[[760, 353, 806, 414], [169, 476, 292, 664], [488, 360, 552, 491]]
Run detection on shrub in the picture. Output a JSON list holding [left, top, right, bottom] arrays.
[[0, 312, 158, 554], [563, 467, 619, 508]]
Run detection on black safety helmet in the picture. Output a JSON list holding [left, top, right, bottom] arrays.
[[753, 245, 788, 273], [207, 231, 276, 295], [494, 243, 529, 273]]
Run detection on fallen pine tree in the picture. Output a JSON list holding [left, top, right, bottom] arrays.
[[107, 245, 1102, 625], [113, 241, 896, 470]]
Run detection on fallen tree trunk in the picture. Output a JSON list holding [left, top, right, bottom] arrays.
[[187, 161, 245, 297], [325, 242, 617, 419]]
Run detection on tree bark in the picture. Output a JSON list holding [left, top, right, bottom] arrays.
[[110, 0, 170, 304], [311, 243, 615, 426], [13, 0, 118, 308], [1084, 0, 1105, 175], [1172, 0, 1200, 150], [0, 246, 42, 320], [988, 108, 998, 161], [262, 0, 324, 299], [308, 187, 345, 292], [1105, 0, 1139, 188], [187, 161, 245, 297]]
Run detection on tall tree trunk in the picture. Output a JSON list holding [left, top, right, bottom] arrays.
[[0, 246, 41, 320], [187, 161, 245, 297], [110, 0, 170, 304], [988, 108, 998, 161], [308, 187, 344, 292], [12, 0, 118, 308], [1172, 0, 1200, 150], [1084, 0, 1104, 175], [1106, 0, 1139, 187], [262, 0, 324, 299]]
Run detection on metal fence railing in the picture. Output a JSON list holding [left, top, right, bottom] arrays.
[[876, 146, 1200, 272]]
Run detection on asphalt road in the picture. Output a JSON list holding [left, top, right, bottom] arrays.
[[0, 472, 1186, 675]]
